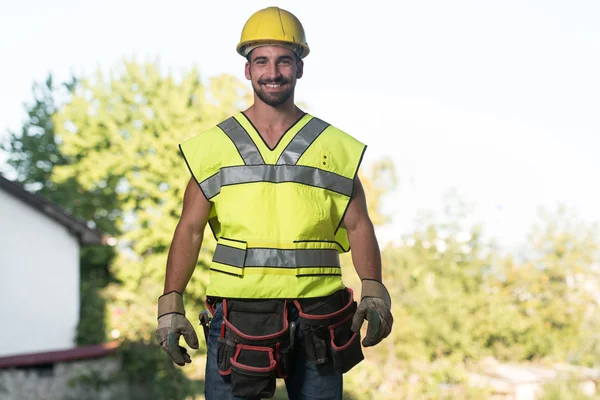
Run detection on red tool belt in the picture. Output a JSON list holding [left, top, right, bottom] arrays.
[[213, 288, 363, 399], [293, 288, 364, 374], [215, 298, 290, 398]]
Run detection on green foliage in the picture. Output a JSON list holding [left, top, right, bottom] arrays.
[[77, 245, 118, 345], [538, 378, 594, 400], [77, 275, 108, 345], [377, 198, 600, 368], [0, 73, 115, 346], [1, 60, 250, 396], [48, 59, 251, 343], [341, 193, 600, 398], [359, 157, 398, 225], [0, 74, 73, 191], [5, 58, 600, 398], [116, 340, 202, 400], [67, 341, 202, 400]]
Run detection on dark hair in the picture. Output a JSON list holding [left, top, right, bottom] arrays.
[[245, 47, 302, 63]]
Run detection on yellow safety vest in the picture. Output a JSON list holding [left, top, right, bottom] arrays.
[[179, 112, 366, 299]]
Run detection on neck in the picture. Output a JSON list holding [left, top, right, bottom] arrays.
[[245, 95, 303, 125]]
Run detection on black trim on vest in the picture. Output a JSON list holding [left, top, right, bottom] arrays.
[[220, 236, 247, 244], [179, 145, 220, 240], [242, 266, 342, 271], [179, 144, 206, 199], [240, 111, 307, 151], [209, 268, 243, 277], [207, 217, 220, 242], [293, 239, 345, 252], [333, 145, 368, 252]]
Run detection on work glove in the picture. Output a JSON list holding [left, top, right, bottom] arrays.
[[155, 291, 199, 366], [351, 279, 393, 347]]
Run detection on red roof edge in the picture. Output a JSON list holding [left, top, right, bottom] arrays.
[[0, 341, 120, 369]]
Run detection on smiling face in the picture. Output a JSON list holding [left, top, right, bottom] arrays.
[[245, 45, 304, 107]]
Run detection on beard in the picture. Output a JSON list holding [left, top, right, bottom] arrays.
[[252, 77, 294, 107]]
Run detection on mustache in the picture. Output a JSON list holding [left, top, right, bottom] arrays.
[[258, 78, 290, 85]]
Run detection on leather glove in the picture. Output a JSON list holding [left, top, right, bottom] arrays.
[[155, 291, 199, 366], [351, 279, 393, 347]]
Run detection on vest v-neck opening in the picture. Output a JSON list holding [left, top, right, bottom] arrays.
[[240, 111, 307, 151]]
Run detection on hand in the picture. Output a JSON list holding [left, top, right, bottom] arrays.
[[155, 291, 199, 366], [351, 279, 393, 347], [156, 313, 199, 365]]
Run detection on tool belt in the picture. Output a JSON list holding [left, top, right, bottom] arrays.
[[293, 287, 364, 374], [212, 298, 289, 398], [210, 288, 363, 399]]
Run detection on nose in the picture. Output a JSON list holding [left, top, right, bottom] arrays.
[[267, 61, 282, 81]]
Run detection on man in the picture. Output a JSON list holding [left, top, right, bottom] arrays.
[[156, 6, 393, 400]]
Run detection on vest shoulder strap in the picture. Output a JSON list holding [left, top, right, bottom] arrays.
[[296, 123, 367, 181], [179, 121, 246, 197]]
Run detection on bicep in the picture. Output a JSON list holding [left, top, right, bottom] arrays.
[[179, 177, 212, 234], [343, 176, 370, 233]]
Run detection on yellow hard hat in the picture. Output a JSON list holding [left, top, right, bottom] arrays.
[[237, 6, 310, 59]]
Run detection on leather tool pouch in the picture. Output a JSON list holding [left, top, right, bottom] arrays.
[[294, 288, 364, 374], [216, 298, 290, 399]]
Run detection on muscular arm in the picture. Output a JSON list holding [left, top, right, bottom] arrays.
[[163, 177, 212, 294], [343, 176, 382, 282]]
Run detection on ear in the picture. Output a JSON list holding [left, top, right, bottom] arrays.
[[296, 59, 304, 79], [245, 61, 251, 80]]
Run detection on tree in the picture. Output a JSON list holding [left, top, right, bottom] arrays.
[[350, 195, 600, 398], [1, 74, 116, 345], [506, 204, 600, 362], [1, 75, 72, 191], [359, 157, 398, 226], [50, 59, 252, 342], [1, 59, 252, 399]]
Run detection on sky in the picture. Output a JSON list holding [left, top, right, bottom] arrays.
[[1, 0, 599, 253]]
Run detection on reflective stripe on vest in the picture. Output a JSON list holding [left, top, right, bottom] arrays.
[[201, 116, 353, 200], [276, 117, 329, 165], [179, 112, 366, 298], [212, 244, 341, 269], [218, 117, 265, 165], [199, 165, 354, 200]]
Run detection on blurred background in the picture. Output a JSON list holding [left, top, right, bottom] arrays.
[[0, 0, 599, 399]]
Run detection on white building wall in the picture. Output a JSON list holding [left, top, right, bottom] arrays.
[[0, 189, 80, 357]]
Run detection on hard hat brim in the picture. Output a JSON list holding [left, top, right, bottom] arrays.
[[237, 40, 310, 59]]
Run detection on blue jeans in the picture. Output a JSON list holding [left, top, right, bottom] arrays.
[[204, 301, 343, 400]]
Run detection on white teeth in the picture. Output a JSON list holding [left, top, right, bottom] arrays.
[[266, 83, 281, 88]]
